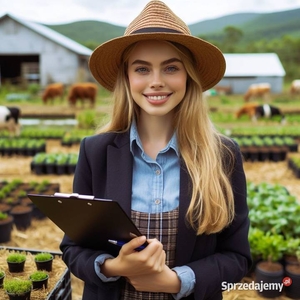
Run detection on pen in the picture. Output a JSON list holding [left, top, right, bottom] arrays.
[[108, 239, 146, 251]]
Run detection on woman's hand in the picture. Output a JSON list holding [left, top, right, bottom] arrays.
[[127, 265, 181, 293], [101, 236, 166, 277]]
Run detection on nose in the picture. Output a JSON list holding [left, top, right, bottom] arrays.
[[149, 71, 165, 88]]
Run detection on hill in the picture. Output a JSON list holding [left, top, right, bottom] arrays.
[[47, 21, 125, 45], [45, 8, 300, 47]]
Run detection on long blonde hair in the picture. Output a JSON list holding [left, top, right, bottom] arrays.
[[97, 41, 235, 235]]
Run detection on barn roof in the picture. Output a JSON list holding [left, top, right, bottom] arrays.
[[0, 13, 92, 56], [223, 53, 286, 77]]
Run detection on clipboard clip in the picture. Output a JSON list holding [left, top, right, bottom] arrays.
[[54, 192, 95, 200]]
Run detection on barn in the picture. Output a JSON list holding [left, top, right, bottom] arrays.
[[0, 13, 93, 87], [217, 53, 286, 94]]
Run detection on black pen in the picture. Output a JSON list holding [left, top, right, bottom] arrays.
[[108, 239, 146, 251]]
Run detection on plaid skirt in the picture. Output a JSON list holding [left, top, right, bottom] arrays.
[[120, 208, 179, 300]]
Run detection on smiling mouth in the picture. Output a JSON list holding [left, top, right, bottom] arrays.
[[145, 93, 172, 101]]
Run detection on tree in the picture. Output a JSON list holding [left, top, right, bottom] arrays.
[[222, 26, 243, 52]]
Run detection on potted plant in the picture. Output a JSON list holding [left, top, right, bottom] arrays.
[[0, 212, 14, 243], [254, 232, 286, 298], [4, 279, 32, 300], [10, 205, 33, 231], [7, 253, 27, 273], [34, 252, 54, 271], [0, 270, 5, 287], [55, 153, 69, 175], [44, 154, 57, 174], [29, 270, 49, 289]]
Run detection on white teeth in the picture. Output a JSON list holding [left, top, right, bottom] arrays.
[[147, 95, 167, 100]]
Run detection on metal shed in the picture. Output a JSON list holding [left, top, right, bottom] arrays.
[[217, 53, 286, 94], [0, 13, 93, 87]]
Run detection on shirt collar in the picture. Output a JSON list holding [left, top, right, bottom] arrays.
[[130, 120, 179, 157]]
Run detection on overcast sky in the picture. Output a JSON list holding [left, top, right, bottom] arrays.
[[1, 0, 300, 26]]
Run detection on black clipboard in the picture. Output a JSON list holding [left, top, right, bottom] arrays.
[[27, 193, 143, 250]]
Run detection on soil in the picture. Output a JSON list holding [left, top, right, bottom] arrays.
[[1, 103, 299, 299]]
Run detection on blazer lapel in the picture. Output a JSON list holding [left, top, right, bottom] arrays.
[[175, 166, 198, 265], [106, 133, 133, 216]]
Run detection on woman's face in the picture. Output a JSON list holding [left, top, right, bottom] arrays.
[[127, 40, 187, 118]]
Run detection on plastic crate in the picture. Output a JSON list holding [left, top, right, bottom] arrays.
[[0, 246, 72, 300]]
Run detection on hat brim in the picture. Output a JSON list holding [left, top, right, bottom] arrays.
[[89, 33, 226, 92]]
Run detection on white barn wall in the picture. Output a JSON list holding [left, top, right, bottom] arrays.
[[217, 53, 286, 94], [219, 77, 284, 94], [0, 15, 91, 86]]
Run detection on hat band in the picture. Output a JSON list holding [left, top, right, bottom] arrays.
[[131, 27, 183, 34]]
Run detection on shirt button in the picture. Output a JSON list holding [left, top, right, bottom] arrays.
[[155, 199, 161, 205], [155, 169, 161, 175]]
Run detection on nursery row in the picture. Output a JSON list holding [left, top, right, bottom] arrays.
[[233, 136, 299, 163], [0, 138, 46, 157], [0, 127, 94, 143], [31, 153, 78, 175], [247, 182, 300, 299], [233, 136, 298, 150], [224, 125, 300, 138]]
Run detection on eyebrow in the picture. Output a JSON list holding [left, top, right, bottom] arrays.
[[131, 58, 183, 66]]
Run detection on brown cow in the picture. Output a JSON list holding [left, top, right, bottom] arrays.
[[42, 83, 64, 104], [290, 79, 300, 95], [68, 83, 98, 108], [244, 83, 271, 102]]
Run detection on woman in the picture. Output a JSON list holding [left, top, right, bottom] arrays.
[[60, 1, 251, 299]]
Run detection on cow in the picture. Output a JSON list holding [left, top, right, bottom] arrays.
[[290, 79, 300, 95], [0, 106, 21, 137], [235, 103, 285, 124], [67, 83, 98, 108], [42, 83, 64, 104], [244, 83, 271, 102]]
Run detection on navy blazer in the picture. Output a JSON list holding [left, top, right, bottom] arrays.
[[60, 132, 252, 300]]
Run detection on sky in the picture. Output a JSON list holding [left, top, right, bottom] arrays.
[[1, 0, 300, 26]]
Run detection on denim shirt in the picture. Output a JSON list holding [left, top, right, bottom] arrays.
[[94, 123, 195, 299]]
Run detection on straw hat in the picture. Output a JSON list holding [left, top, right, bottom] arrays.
[[89, 0, 226, 92]]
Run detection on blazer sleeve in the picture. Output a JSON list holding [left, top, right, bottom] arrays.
[[60, 137, 116, 288], [187, 141, 252, 299]]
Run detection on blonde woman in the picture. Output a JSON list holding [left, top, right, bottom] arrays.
[[60, 1, 251, 299]]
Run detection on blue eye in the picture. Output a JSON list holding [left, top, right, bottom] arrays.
[[135, 67, 148, 73], [165, 66, 179, 72]]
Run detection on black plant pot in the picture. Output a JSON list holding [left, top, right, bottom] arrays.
[[7, 260, 26, 273], [0, 273, 5, 287], [31, 276, 49, 289], [0, 215, 14, 243], [45, 163, 56, 174], [258, 148, 270, 162], [67, 164, 76, 174], [56, 164, 67, 175], [32, 163, 45, 175], [285, 264, 300, 299], [10, 205, 33, 231], [35, 258, 53, 272], [6, 290, 31, 300], [255, 261, 284, 298]]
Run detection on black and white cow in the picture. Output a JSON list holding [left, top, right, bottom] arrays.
[[254, 104, 286, 124], [0, 106, 21, 136]]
